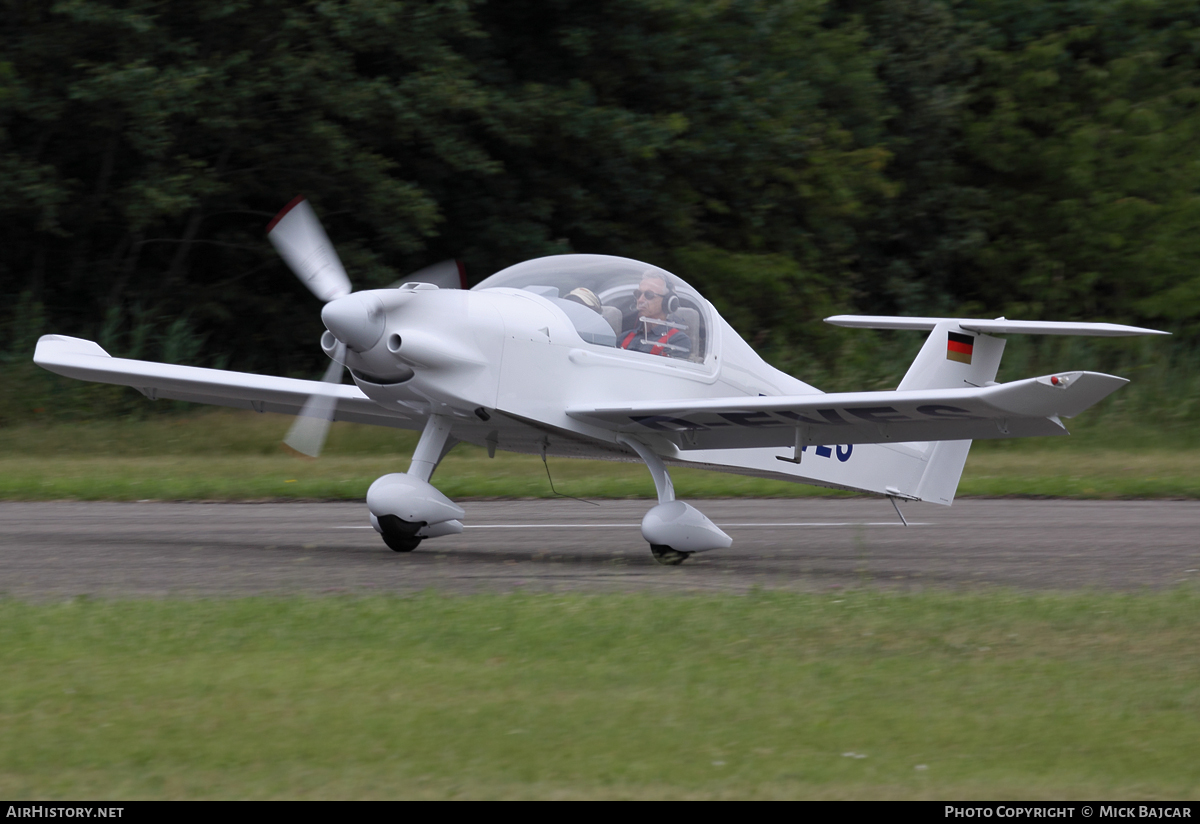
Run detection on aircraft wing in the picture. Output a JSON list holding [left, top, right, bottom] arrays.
[[33, 335, 420, 429], [567, 371, 1127, 450]]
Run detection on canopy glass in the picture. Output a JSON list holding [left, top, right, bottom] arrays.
[[474, 254, 709, 361]]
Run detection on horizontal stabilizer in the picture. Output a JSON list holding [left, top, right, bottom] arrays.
[[825, 315, 1168, 337], [568, 370, 1128, 451], [33, 335, 418, 430]]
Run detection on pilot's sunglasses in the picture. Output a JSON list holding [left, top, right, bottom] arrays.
[[634, 290, 666, 300]]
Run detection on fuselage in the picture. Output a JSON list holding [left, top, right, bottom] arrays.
[[322, 255, 821, 461]]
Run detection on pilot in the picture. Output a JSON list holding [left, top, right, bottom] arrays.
[[620, 273, 692, 358]]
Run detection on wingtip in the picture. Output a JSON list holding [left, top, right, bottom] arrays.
[[34, 335, 112, 362]]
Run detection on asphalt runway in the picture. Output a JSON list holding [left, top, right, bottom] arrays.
[[2, 499, 1198, 598]]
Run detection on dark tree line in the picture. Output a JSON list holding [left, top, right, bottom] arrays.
[[3, 0, 1199, 384]]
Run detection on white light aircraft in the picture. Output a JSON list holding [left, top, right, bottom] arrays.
[[34, 198, 1168, 564]]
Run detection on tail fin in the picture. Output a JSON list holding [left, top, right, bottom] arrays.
[[897, 320, 1006, 391], [823, 315, 1168, 505], [907, 439, 973, 505]]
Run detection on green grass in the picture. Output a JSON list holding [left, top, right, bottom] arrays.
[[1, 590, 1197, 799], [0, 409, 1197, 500]]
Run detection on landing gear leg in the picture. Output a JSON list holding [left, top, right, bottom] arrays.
[[407, 413, 456, 483]]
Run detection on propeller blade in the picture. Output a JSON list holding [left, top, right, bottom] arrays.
[[267, 197, 352, 303], [389, 259, 466, 290], [283, 342, 346, 458]]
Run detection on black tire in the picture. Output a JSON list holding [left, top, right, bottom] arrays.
[[378, 514, 425, 553], [650, 544, 691, 566]]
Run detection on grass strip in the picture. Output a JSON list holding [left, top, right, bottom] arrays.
[[2, 451, 1199, 500], [1, 410, 1198, 500], [1, 590, 1197, 799]]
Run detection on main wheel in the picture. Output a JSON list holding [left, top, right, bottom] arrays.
[[378, 514, 425, 553], [650, 544, 691, 566]]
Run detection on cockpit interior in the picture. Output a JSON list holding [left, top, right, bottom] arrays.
[[474, 254, 710, 362]]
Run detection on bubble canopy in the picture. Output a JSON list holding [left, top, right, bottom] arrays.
[[473, 255, 709, 360]]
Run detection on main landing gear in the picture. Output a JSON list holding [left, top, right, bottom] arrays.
[[650, 544, 691, 566], [367, 414, 464, 553], [619, 436, 732, 565], [367, 421, 733, 566]]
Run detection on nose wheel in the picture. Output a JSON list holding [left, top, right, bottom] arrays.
[[650, 544, 691, 566]]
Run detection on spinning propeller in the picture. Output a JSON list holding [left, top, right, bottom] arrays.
[[266, 196, 462, 457], [267, 197, 351, 457], [266, 197, 352, 303]]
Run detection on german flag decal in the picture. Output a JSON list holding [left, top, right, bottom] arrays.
[[947, 331, 974, 364]]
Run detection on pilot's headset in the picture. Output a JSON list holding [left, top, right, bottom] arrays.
[[643, 270, 680, 315]]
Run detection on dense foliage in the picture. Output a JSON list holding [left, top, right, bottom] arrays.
[[3, 0, 1199, 399]]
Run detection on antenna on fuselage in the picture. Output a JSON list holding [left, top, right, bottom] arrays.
[[540, 438, 599, 506]]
